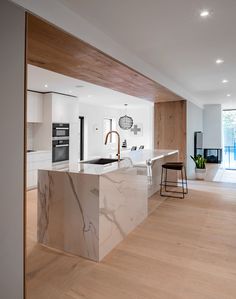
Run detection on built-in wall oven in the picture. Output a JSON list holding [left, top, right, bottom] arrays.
[[52, 123, 70, 163], [52, 123, 70, 138]]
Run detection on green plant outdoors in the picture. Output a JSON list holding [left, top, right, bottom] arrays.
[[190, 155, 207, 169]]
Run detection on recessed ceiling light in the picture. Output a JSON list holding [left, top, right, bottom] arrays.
[[227, 94, 231, 97], [200, 10, 210, 17], [216, 59, 224, 64], [44, 84, 48, 88], [222, 79, 228, 84]]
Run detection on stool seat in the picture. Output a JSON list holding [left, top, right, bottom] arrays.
[[162, 163, 183, 170], [165, 162, 183, 164], [160, 161, 188, 199]]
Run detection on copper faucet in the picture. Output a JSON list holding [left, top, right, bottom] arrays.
[[104, 130, 121, 161]]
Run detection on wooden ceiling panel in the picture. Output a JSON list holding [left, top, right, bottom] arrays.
[[27, 14, 183, 102]]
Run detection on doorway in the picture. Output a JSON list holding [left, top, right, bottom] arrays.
[[79, 116, 84, 161]]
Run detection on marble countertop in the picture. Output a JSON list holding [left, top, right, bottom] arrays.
[[47, 158, 133, 175], [27, 150, 51, 154], [43, 149, 178, 175], [120, 149, 179, 166]]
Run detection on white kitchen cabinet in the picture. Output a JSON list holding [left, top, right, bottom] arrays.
[[27, 91, 43, 123], [52, 93, 79, 123], [51, 94, 80, 164], [27, 151, 52, 189]]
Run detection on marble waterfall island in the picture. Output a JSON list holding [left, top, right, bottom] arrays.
[[38, 159, 147, 262], [121, 149, 179, 197]]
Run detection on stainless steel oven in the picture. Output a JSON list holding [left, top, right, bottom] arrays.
[[52, 139, 69, 163], [52, 123, 70, 138]]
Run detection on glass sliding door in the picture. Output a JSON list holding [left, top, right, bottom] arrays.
[[223, 110, 236, 169]]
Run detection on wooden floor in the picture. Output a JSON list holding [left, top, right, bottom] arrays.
[[26, 181, 236, 299]]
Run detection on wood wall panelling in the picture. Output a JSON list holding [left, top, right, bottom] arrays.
[[154, 100, 186, 162], [27, 14, 183, 103]]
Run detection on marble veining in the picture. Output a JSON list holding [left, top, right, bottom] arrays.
[[37, 149, 177, 262], [37, 172, 54, 243], [66, 173, 99, 258], [38, 165, 147, 262]]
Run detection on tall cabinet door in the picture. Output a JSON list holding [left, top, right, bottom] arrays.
[[27, 91, 43, 123]]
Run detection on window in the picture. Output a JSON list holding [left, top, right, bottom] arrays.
[[104, 118, 113, 143], [223, 110, 236, 169]]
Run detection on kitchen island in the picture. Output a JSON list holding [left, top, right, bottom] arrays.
[[123, 149, 179, 197], [38, 149, 178, 262]]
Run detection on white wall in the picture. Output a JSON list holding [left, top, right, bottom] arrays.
[[79, 102, 154, 159], [0, 1, 25, 298], [118, 105, 154, 151], [187, 101, 203, 179], [203, 104, 222, 149], [79, 103, 120, 158]]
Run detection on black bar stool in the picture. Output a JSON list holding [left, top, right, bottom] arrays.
[[160, 162, 188, 199]]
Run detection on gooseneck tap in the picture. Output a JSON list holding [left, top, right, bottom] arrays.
[[104, 130, 121, 161]]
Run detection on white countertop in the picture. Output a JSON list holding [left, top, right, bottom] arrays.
[[27, 150, 51, 155], [120, 149, 179, 166], [41, 149, 178, 175], [45, 158, 133, 175]]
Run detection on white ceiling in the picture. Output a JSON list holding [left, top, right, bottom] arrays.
[[27, 65, 153, 108], [55, 0, 236, 108]]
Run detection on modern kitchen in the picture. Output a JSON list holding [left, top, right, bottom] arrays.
[[2, 2, 236, 299], [25, 15, 228, 266], [26, 64, 179, 261]]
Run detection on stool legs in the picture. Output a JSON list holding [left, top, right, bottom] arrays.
[[184, 165, 188, 194], [165, 168, 167, 192], [181, 168, 185, 198], [160, 167, 164, 196], [160, 165, 188, 199]]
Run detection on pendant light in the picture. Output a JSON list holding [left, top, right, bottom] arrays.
[[118, 104, 133, 130]]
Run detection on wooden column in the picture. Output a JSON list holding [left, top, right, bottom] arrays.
[[154, 100, 186, 162]]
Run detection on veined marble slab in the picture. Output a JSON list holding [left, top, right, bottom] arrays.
[[38, 163, 147, 262], [132, 150, 179, 197], [38, 149, 178, 261], [121, 149, 179, 166], [99, 168, 147, 260]]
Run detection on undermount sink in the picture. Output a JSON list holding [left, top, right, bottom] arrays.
[[82, 158, 121, 165]]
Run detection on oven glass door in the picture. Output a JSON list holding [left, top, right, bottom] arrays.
[[53, 128, 69, 138], [53, 144, 69, 163]]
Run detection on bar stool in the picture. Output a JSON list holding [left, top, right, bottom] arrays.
[[160, 162, 188, 199]]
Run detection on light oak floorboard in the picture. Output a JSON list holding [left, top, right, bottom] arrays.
[[26, 181, 236, 299]]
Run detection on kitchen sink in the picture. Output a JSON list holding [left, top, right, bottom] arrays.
[[82, 158, 121, 165]]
